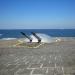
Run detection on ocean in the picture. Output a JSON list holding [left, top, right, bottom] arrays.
[[0, 29, 75, 42]]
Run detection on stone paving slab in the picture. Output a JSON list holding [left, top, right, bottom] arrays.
[[32, 68, 47, 75], [15, 68, 32, 75], [17, 64, 29, 69], [29, 63, 41, 69]]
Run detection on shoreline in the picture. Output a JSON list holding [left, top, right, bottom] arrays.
[[0, 37, 75, 48]]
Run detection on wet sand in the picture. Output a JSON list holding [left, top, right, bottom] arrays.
[[0, 38, 75, 75]]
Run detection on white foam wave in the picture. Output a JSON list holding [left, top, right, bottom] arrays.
[[0, 34, 2, 36], [31, 33, 53, 43], [1, 38, 17, 40], [25, 33, 56, 43]]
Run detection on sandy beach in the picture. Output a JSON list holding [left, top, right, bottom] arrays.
[[0, 38, 75, 75]]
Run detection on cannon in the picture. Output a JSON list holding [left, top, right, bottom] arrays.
[[31, 32, 41, 43], [20, 32, 32, 43]]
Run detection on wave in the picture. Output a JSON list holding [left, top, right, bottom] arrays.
[[0, 33, 62, 43], [31, 33, 53, 43], [24, 33, 58, 43], [0, 34, 3, 36], [1, 38, 17, 40]]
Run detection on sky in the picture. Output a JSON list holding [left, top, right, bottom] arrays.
[[0, 0, 75, 29]]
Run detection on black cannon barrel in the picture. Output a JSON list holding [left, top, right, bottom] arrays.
[[21, 32, 32, 42], [31, 32, 41, 43]]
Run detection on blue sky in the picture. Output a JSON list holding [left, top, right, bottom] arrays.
[[0, 0, 75, 29]]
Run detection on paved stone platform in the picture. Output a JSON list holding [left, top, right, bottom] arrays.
[[0, 41, 75, 75], [0, 55, 64, 75]]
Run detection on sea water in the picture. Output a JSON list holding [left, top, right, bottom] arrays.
[[0, 29, 75, 43]]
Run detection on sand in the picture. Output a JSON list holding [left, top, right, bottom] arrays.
[[0, 38, 75, 75]]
